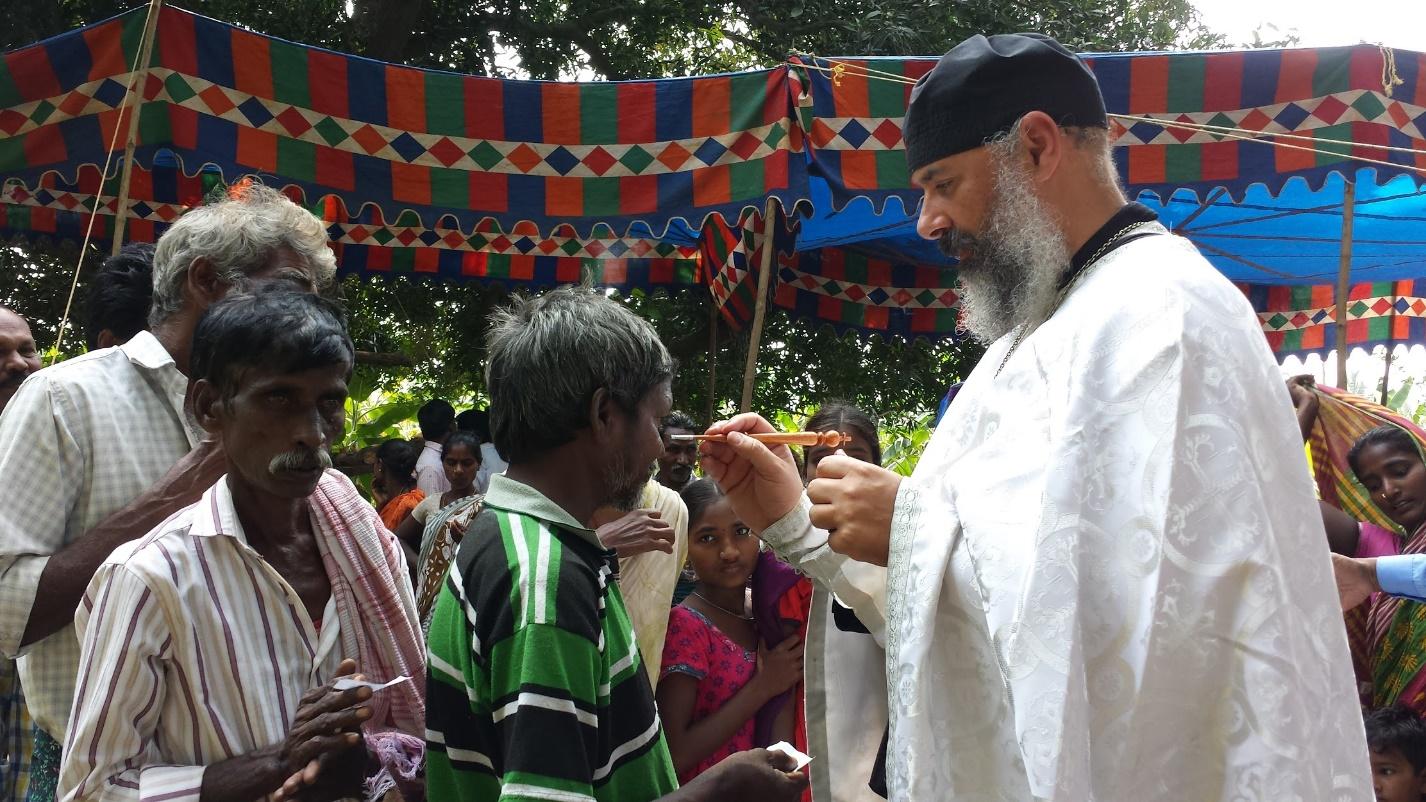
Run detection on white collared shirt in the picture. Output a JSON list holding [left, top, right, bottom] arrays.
[[414, 440, 450, 497], [0, 332, 198, 737]]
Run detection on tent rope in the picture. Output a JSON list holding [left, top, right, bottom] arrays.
[[790, 56, 1426, 174], [1382, 45, 1405, 98]]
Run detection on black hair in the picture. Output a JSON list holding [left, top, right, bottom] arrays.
[[443, 430, 483, 463], [679, 478, 727, 528], [456, 408, 492, 442], [1366, 705, 1426, 772], [376, 439, 421, 487], [455, 409, 478, 433], [485, 286, 674, 465], [189, 288, 353, 401], [661, 410, 699, 436], [85, 242, 154, 350], [807, 401, 883, 466], [1349, 425, 1422, 478], [418, 399, 456, 441]]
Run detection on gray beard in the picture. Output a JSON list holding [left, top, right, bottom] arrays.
[[939, 150, 1071, 345], [606, 451, 650, 512]]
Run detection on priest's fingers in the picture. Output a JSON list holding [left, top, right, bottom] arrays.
[[700, 415, 797, 471], [812, 454, 862, 480], [807, 499, 839, 532], [705, 413, 779, 437], [700, 429, 804, 533], [825, 526, 890, 567]]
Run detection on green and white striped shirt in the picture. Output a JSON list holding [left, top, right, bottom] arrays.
[[426, 474, 678, 802]]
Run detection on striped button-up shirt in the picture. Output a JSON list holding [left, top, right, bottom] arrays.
[[0, 333, 197, 738], [59, 478, 346, 802]]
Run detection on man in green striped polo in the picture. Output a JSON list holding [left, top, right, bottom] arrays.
[[426, 286, 808, 802]]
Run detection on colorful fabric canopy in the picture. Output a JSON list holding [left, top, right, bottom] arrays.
[[3, 7, 1424, 344], [786, 51, 1426, 347]]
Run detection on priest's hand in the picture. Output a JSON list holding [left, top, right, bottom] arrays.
[[808, 455, 901, 567], [1331, 553, 1380, 611], [699, 414, 804, 533]]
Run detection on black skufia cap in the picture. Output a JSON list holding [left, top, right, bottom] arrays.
[[904, 33, 1108, 175]]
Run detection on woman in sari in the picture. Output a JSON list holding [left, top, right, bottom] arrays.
[[1292, 375, 1426, 713], [373, 439, 425, 532], [395, 431, 481, 554], [411, 436, 485, 631]]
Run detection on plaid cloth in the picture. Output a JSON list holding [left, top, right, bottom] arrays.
[[0, 661, 30, 802], [1305, 384, 1426, 708]]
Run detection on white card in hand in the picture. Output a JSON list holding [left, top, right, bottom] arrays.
[[769, 741, 813, 771], [333, 675, 410, 692]]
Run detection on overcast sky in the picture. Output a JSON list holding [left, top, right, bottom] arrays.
[[1194, 0, 1426, 52]]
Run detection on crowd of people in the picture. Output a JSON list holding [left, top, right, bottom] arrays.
[[2, 28, 1426, 802]]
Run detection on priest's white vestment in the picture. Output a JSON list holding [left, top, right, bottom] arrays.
[[763, 225, 1372, 801]]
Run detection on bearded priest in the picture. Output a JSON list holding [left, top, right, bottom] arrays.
[[700, 33, 1371, 802]]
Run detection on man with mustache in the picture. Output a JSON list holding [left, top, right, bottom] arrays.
[[700, 33, 1371, 801], [0, 307, 41, 417], [0, 183, 335, 801], [0, 306, 40, 802], [425, 286, 807, 802], [60, 289, 425, 802]]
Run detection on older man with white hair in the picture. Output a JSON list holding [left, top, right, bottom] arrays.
[[0, 182, 336, 800]]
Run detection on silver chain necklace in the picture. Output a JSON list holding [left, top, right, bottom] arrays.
[[691, 590, 753, 620], [995, 220, 1156, 377]]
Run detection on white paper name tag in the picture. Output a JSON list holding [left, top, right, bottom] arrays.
[[333, 675, 411, 692], [769, 741, 813, 771]]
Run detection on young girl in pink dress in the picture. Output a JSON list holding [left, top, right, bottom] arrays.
[[657, 479, 802, 784]]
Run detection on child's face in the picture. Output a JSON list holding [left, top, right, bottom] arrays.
[[687, 498, 759, 590], [1371, 747, 1426, 802]]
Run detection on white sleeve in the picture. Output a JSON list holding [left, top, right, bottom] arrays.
[[760, 495, 887, 644]]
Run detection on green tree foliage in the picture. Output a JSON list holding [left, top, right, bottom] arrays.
[[1, 0, 1222, 423]]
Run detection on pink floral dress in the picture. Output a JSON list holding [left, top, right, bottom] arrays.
[[659, 604, 757, 783]]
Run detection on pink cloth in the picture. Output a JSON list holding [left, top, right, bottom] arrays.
[[1357, 522, 1403, 560], [660, 605, 757, 784], [309, 471, 427, 799]]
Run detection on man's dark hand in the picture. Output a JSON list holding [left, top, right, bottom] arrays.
[[273, 659, 372, 800], [703, 748, 809, 800], [597, 509, 676, 558], [147, 438, 228, 513]]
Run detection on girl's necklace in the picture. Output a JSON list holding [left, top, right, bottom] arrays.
[[692, 590, 753, 620]]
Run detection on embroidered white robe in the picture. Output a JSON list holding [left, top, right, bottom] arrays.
[[764, 226, 1371, 801]]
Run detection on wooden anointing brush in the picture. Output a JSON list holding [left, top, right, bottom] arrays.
[[670, 431, 851, 447]]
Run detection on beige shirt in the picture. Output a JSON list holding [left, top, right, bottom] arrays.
[[614, 481, 688, 688], [0, 333, 197, 737]]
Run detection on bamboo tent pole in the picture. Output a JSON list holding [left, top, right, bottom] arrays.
[[109, 0, 164, 256], [706, 298, 719, 425], [1381, 346, 1394, 407], [1335, 181, 1356, 390], [740, 198, 778, 413]]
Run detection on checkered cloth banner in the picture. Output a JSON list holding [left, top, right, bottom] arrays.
[[0, 161, 700, 290], [1239, 279, 1426, 357], [792, 48, 1426, 215], [0, 6, 805, 241]]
